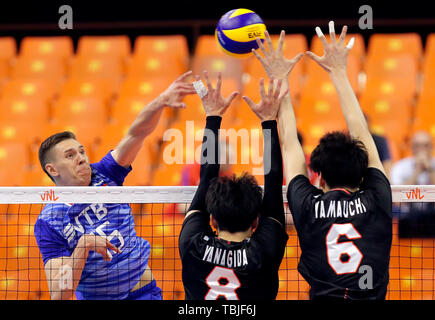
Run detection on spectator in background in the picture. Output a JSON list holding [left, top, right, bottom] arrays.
[[365, 114, 393, 179], [391, 130, 435, 237], [391, 131, 435, 185]]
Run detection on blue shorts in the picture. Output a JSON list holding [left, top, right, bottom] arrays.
[[126, 280, 162, 300], [75, 280, 162, 300]]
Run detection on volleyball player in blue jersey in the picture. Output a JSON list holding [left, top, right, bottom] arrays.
[[34, 71, 196, 300]]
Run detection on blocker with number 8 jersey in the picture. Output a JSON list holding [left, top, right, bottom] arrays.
[[178, 72, 288, 300]]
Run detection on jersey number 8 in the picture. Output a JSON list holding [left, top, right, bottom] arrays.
[[205, 266, 241, 300]]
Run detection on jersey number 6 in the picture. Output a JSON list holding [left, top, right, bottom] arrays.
[[326, 223, 363, 275]]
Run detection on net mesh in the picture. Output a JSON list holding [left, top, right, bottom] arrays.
[[0, 186, 434, 300]]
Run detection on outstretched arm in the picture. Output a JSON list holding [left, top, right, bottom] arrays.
[[306, 21, 385, 175], [111, 71, 196, 168], [253, 30, 307, 185], [185, 71, 239, 218], [243, 77, 288, 226], [42, 234, 121, 300]]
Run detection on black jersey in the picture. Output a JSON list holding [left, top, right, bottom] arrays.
[[287, 168, 392, 300], [178, 117, 288, 300], [179, 213, 288, 300]]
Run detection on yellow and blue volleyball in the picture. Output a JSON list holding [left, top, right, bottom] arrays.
[[215, 8, 266, 58]]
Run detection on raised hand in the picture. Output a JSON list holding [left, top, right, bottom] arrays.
[[195, 71, 239, 117], [253, 30, 303, 80], [159, 70, 197, 109], [305, 21, 355, 74], [242, 77, 289, 122]]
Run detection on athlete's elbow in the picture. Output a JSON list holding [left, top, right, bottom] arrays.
[[50, 288, 75, 300]]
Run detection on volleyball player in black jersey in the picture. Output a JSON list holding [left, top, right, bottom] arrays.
[[178, 70, 290, 300], [253, 22, 392, 300]]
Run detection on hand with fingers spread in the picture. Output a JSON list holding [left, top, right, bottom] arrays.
[[305, 21, 355, 75], [159, 70, 197, 109], [253, 30, 304, 80], [243, 77, 289, 122], [305, 21, 386, 176], [195, 71, 239, 117]]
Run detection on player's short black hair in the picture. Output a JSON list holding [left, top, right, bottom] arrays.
[[38, 131, 77, 182], [206, 173, 262, 233], [309, 131, 368, 189]]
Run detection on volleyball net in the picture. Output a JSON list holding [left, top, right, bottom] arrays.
[[0, 185, 434, 300]]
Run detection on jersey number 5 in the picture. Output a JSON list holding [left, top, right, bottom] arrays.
[[205, 266, 241, 300], [326, 223, 363, 275]]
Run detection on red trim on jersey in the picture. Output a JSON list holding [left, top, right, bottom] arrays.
[[330, 188, 352, 195]]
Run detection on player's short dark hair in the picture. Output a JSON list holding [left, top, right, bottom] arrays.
[[206, 173, 263, 233], [309, 131, 368, 189], [38, 131, 77, 182]]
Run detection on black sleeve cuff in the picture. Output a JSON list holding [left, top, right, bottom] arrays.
[[205, 116, 222, 130], [261, 119, 278, 130]]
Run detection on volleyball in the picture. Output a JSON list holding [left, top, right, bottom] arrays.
[[215, 8, 266, 58]]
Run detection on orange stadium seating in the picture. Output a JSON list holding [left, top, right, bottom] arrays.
[[195, 34, 226, 57], [192, 55, 243, 80], [23, 167, 55, 187], [76, 35, 131, 60], [10, 57, 67, 81], [296, 93, 348, 154], [0, 37, 16, 81], [425, 33, 435, 55], [0, 142, 28, 186], [360, 94, 412, 159], [367, 33, 423, 64], [421, 44, 435, 100], [362, 76, 417, 106], [0, 98, 49, 124], [19, 36, 73, 62], [91, 120, 162, 168], [58, 77, 119, 106], [151, 163, 186, 186], [0, 97, 48, 165], [365, 55, 418, 79], [0, 37, 17, 61], [424, 33, 435, 80], [0, 31, 432, 188], [116, 76, 173, 100], [0, 79, 59, 103], [52, 96, 108, 125], [1, 30, 435, 302], [412, 95, 435, 140], [127, 35, 189, 78], [68, 56, 125, 81], [123, 146, 155, 186]]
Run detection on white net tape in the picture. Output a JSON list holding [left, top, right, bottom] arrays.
[[0, 185, 431, 204]]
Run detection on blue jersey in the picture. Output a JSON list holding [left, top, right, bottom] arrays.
[[34, 152, 151, 300]]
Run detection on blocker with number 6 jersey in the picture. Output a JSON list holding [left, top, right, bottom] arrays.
[[287, 168, 393, 300]]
